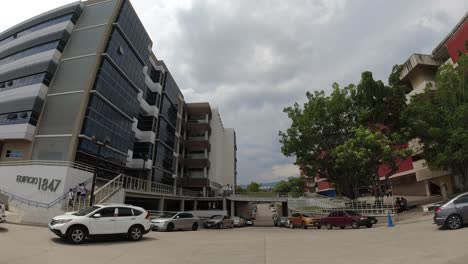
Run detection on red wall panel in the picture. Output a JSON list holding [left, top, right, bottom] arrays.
[[446, 21, 468, 63]]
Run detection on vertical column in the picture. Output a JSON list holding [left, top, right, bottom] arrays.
[[194, 200, 198, 210], [222, 198, 227, 211], [158, 197, 165, 212], [203, 187, 207, 197], [180, 199, 185, 211], [230, 200, 235, 217], [424, 180, 431, 196]]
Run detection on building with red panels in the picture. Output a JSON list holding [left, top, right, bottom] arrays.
[[382, 12, 468, 198]]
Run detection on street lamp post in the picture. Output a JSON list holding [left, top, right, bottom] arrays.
[[90, 136, 110, 206]]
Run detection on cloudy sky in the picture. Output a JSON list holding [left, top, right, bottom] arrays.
[[1, 1, 467, 184]]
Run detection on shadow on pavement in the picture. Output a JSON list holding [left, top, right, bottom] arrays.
[[0, 227, 9, 233], [50, 236, 157, 246]]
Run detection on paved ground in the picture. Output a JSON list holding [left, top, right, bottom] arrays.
[[0, 215, 467, 264]]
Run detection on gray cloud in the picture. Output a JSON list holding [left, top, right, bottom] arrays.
[[2, 0, 467, 184]]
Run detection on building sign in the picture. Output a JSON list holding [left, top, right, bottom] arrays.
[[16, 175, 61, 192]]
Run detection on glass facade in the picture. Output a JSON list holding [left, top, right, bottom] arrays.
[[115, 0, 151, 63], [157, 117, 175, 149], [132, 142, 153, 159], [153, 142, 175, 174], [0, 72, 52, 92], [136, 114, 156, 132], [0, 13, 77, 47], [0, 40, 65, 67], [105, 29, 146, 90], [94, 59, 139, 117], [160, 96, 178, 128]]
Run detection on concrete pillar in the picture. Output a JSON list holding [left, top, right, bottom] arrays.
[[158, 197, 165, 212], [424, 180, 431, 196], [222, 198, 227, 211], [194, 200, 198, 210], [203, 187, 207, 197], [180, 199, 185, 211], [230, 200, 235, 217]]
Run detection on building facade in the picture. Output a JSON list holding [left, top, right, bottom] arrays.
[[0, 0, 236, 198], [180, 103, 237, 196], [379, 12, 468, 198]]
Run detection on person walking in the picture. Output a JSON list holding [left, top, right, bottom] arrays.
[[80, 184, 87, 202], [68, 188, 74, 207], [76, 184, 82, 200]]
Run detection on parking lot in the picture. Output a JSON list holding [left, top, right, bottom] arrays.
[[0, 215, 467, 264]]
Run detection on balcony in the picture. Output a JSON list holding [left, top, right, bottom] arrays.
[[187, 122, 210, 133], [400, 53, 441, 84], [179, 177, 210, 188], [180, 157, 210, 168], [186, 140, 211, 151]]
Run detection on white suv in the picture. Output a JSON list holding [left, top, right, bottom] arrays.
[[49, 204, 151, 244], [0, 198, 5, 223]]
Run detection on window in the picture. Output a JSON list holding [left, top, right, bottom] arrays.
[[329, 212, 337, 217], [179, 213, 192, 218], [117, 207, 133, 217], [97, 207, 116, 217], [292, 213, 300, 217], [337, 211, 345, 217], [0, 41, 65, 67], [455, 195, 468, 204], [132, 209, 143, 216], [6, 150, 24, 158]]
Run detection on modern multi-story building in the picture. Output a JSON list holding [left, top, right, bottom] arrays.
[[378, 12, 468, 198], [0, 0, 236, 200], [179, 103, 237, 196]]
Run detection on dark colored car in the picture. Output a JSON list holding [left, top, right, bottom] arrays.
[[434, 192, 468, 230], [321, 211, 375, 229], [274, 216, 288, 227]]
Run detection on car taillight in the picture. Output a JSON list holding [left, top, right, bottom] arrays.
[[434, 207, 442, 214], [145, 212, 151, 220]]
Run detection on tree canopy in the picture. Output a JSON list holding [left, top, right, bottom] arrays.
[[272, 177, 305, 194], [280, 68, 409, 198], [245, 182, 261, 192]]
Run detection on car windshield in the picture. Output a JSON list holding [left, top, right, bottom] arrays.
[[210, 215, 223, 219], [73, 206, 101, 216], [158, 212, 177, 218], [345, 211, 361, 216]]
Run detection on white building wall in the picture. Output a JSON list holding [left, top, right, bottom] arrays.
[[208, 108, 236, 192]]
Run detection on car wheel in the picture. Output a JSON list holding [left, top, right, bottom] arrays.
[[289, 222, 295, 229], [446, 215, 463, 230], [128, 225, 143, 241], [326, 223, 333, 230], [67, 226, 86, 244], [217, 223, 223, 229], [366, 223, 373, 228], [317, 225, 322, 229], [340, 226, 345, 229], [192, 222, 199, 231], [166, 223, 174, 232], [351, 221, 360, 229], [301, 222, 307, 229]]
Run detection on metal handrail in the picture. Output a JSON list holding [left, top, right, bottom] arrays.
[[0, 177, 94, 209]]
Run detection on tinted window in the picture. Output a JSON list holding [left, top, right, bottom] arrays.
[[74, 206, 101, 216], [118, 207, 133, 217], [329, 212, 337, 217], [292, 213, 300, 217], [455, 195, 468, 204], [337, 211, 345, 217], [133, 209, 143, 216], [98, 207, 116, 217]]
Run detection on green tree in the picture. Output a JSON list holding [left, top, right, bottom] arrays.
[[403, 53, 468, 191], [235, 185, 246, 194], [280, 69, 408, 199], [272, 180, 290, 193], [246, 182, 261, 192], [272, 177, 305, 194], [332, 127, 409, 199]]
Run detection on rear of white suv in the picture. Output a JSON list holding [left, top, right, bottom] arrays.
[[0, 198, 6, 223], [49, 204, 151, 244]]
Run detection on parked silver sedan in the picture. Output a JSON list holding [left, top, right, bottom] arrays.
[[151, 212, 200, 231], [434, 192, 468, 230]]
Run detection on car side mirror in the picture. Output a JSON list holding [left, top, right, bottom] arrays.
[[175, 216, 180, 219], [93, 214, 101, 218]]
